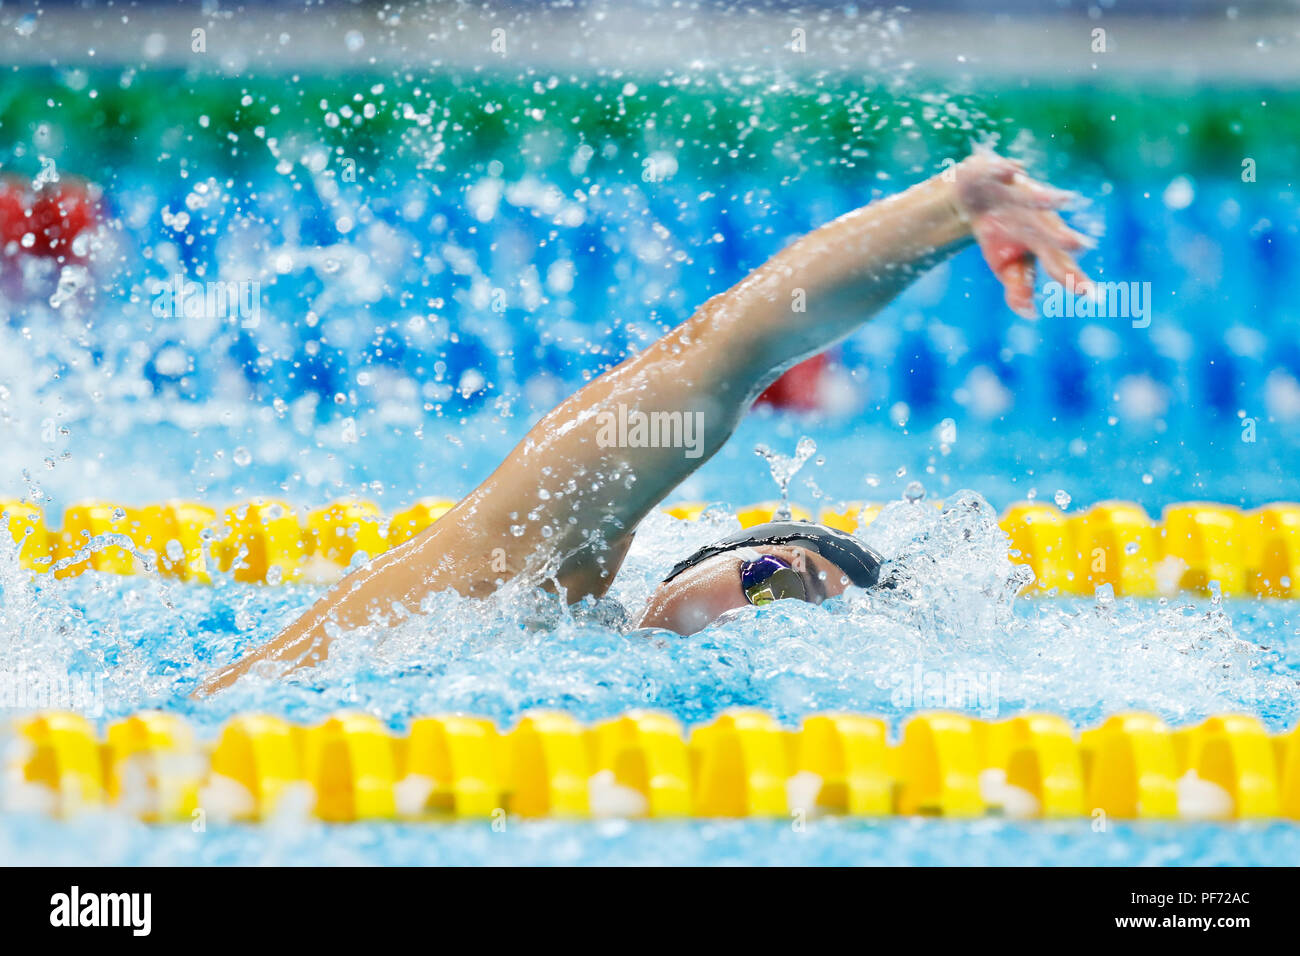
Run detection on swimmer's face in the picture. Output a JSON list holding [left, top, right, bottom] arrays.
[[637, 544, 853, 635]]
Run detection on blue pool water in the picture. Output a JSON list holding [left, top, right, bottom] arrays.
[[2, 563, 1298, 867], [2, 48, 1300, 863], [6, 815, 1300, 867], [2, 492, 1298, 865], [6, 492, 1298, 736]]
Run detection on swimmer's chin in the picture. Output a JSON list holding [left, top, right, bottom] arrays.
[[635, 602, 756, 636], [635, 604, 708, 635]]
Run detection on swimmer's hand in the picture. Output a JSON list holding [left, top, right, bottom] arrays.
[[954, 152, 1095, 319]]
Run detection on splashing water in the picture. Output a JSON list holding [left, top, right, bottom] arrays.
[[32, 155, 59, 189], [47, 264, 90, 310], [754, 437, 817, 519], [0, 1, 1298, 866], [1, 489, 1293, 738]]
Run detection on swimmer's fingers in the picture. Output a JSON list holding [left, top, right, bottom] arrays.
[[971, 217, 1037, 316], [974, 216, 1090, 317], [1011, 174, 1083, 211], [1007, 208, 1094, 264], [1020, 213, 1094, 293], [996, 257, 1038, 320], [971, 214, 1028, 273], [969, 173, 1079, 215], [958, 151, 1095, 318], [1037, 246, 1093, 296], [1046, 215, 1097, 252], [1017, 202, 1096, 251]]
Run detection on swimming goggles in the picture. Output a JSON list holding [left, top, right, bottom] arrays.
[[663, 519, 884, 591], [739, 554, 808, 606]]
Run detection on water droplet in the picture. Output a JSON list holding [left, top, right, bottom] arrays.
[[233, 447, 252, 467], [903, 481, 926, 503], [33, 156, 59, 188], [49, 264, 90, 309], [161, 206, 191, 231], [1053, 489, 1071, 510], [754, 437, 817, 509]]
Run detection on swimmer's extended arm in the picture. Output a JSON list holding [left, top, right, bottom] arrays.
[[197, 151, 1091, 693]]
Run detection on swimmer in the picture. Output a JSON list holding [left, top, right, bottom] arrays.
[[198, 149, 1093, 694]]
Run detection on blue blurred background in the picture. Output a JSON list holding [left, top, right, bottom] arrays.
[[0, 0, 1296, 514]]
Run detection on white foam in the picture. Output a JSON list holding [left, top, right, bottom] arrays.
[[394, 774, 436, 818], [587, 770, 649, 818], [979, 768, 1041, 819], [1177, 770, 1235, 820], [786, 770, 824, 817]]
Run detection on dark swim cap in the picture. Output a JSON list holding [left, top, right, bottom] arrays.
[[662, 519, 885, 589]]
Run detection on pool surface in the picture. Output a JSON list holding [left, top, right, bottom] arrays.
[[2, 4, 1299, 865], [6, 815, 1300, 867]]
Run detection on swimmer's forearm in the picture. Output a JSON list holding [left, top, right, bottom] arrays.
[[725, 172, 972, 371], [471, 175, 973, 562], [465, 173, 975, 583]]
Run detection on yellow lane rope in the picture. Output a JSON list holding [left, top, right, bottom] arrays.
[[3, 498, 1297, 597], [7, 709, 1299, 822]]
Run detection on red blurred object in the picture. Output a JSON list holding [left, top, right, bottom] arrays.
[[755, 352, 830, 412], [0, 175, 100, 260]]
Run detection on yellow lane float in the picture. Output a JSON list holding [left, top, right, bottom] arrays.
[[5, 709, 1299, 822], [0, 498, 1297, 598]]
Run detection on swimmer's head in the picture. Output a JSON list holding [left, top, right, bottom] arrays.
[[637, 520, 885, 635]]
